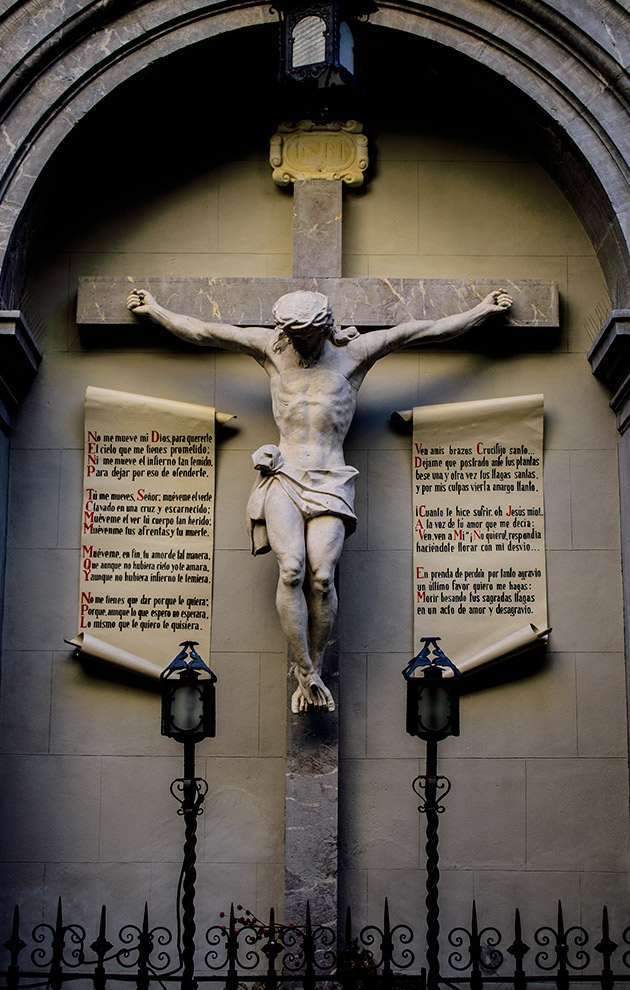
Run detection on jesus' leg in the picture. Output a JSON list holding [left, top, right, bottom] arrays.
[[305, 514, 345, 677], [263, 485, 335, 713]]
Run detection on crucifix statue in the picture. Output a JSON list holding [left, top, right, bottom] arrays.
[[79, 120, 556, 716], [126, 283, 512, 713], [77, 119, 557, 923]]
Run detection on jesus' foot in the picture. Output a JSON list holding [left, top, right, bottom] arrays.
[[291, 666, 335, 714]]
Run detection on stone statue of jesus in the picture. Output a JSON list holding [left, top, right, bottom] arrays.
[[127, 287, 512, 714]]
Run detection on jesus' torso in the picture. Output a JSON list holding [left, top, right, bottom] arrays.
[[262, 335, 368, 470]]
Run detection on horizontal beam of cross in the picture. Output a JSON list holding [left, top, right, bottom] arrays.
[[77, 276, 559, 329]]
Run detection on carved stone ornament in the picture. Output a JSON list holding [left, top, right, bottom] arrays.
[[270, 120, 368, 186]]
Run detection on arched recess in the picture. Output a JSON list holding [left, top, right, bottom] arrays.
[[0, 0, 630, 310]]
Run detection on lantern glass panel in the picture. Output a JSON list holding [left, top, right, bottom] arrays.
[[418, 680, 452, 735], [292, 16, 327, 67], [339, 21, 354, 73], [171, 683, 204, 734]]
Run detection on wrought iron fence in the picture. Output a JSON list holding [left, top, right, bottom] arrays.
[[2, 898, 630, 990]]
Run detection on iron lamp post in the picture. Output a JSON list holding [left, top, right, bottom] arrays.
[[403, 637, 461, 990], [161, 642, 217, 990]]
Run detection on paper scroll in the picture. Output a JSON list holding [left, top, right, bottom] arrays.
[[67, 387, 231, 677], [405, 394, 549, 674]]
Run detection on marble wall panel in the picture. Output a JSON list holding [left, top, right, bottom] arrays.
[[569, 449, 621, 550], [365, 652, 417, 759], [148, 860, 259, 931], [0, 755, 102, 862], [416, 162, 519, 258], [578, 871, 630, 933], [258, 652, 287, 757], [566, 254, 611, 354], [339, 757, 422, 872], [99, 755, 195, 863], [69, 251, 272, 283], [338, 549, 413, 654], [575, 653, 628, 758], [49, 650, 186, 758], [441, 652, 578, 760], [217, 162, 292, 256], [3, 548, 77, 652], [338, 867, 368, 928], [542, 449, 572, 550], [70, 174, 220, 255], [255, 862, 285, 921], [199, 756, 285, 864], [57, 448, 83, 549], [367, 867, 475, 955], [366, 448, 411, 551], [525, 758, 630, 871], [343, 161, 419, 257], [7, 447, 61, 548], [215, 449, 259, 552], [211, 549, 284, 653], [0, 862, 45, 932], [43, 862, 153, 936], [0, 651, 52, 754], [437, 758, 527, 870], [546, 550, 623, 653], [467, 869, 581, 940]]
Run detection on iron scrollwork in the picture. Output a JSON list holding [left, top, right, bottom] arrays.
[[412, 774, 452, 814]]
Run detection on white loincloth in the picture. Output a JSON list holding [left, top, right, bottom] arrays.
[[246, 444, 358, 556]]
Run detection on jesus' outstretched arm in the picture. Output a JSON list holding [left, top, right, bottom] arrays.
[[359, 289, 512, 365], [127, 289, 271, 360]]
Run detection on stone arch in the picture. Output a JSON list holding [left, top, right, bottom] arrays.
[[0, 0, 629, 305]]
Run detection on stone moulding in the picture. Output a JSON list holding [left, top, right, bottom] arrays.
[[588, 310, 630, 433], [0, 311, 42, 431], [270, 120, 368, 186]]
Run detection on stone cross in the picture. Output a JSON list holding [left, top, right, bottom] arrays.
[[75, 120, 558, 930], [76, 123, 558, 331]]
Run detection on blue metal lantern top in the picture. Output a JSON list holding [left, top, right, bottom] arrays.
[[402, 636, 461, 680], [161, 641, 217, 682]]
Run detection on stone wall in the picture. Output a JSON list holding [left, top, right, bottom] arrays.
[[0, 23, 628, 956]]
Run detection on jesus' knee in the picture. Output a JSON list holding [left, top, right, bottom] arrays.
[[278, 555, 305, 589], [310, 566, 335, 598]]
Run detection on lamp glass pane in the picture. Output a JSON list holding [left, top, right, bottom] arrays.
[[339, 21, 354, 73], [292, 16, 326, 67], [418, 681, 451, 734], [171, 684, 203, 734]]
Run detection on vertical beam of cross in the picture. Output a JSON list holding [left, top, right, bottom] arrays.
[[292, 180, 343, 278]]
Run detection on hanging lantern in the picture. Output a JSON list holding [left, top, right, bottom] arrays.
[[160, 642, 217, 742], [403, 637, 461, 741], [275, 0, 378, 91]]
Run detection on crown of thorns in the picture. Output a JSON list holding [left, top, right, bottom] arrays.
[[272, 291, 333, 332]]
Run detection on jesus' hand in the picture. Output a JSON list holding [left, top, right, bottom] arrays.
[[127, 288, 158, 317], [483, 288, 513, 313]]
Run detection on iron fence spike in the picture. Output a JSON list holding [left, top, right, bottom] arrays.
[[557, 900, 565, 937]]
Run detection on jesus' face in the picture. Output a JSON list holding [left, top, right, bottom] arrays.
[[272, 291, 334, 341]]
